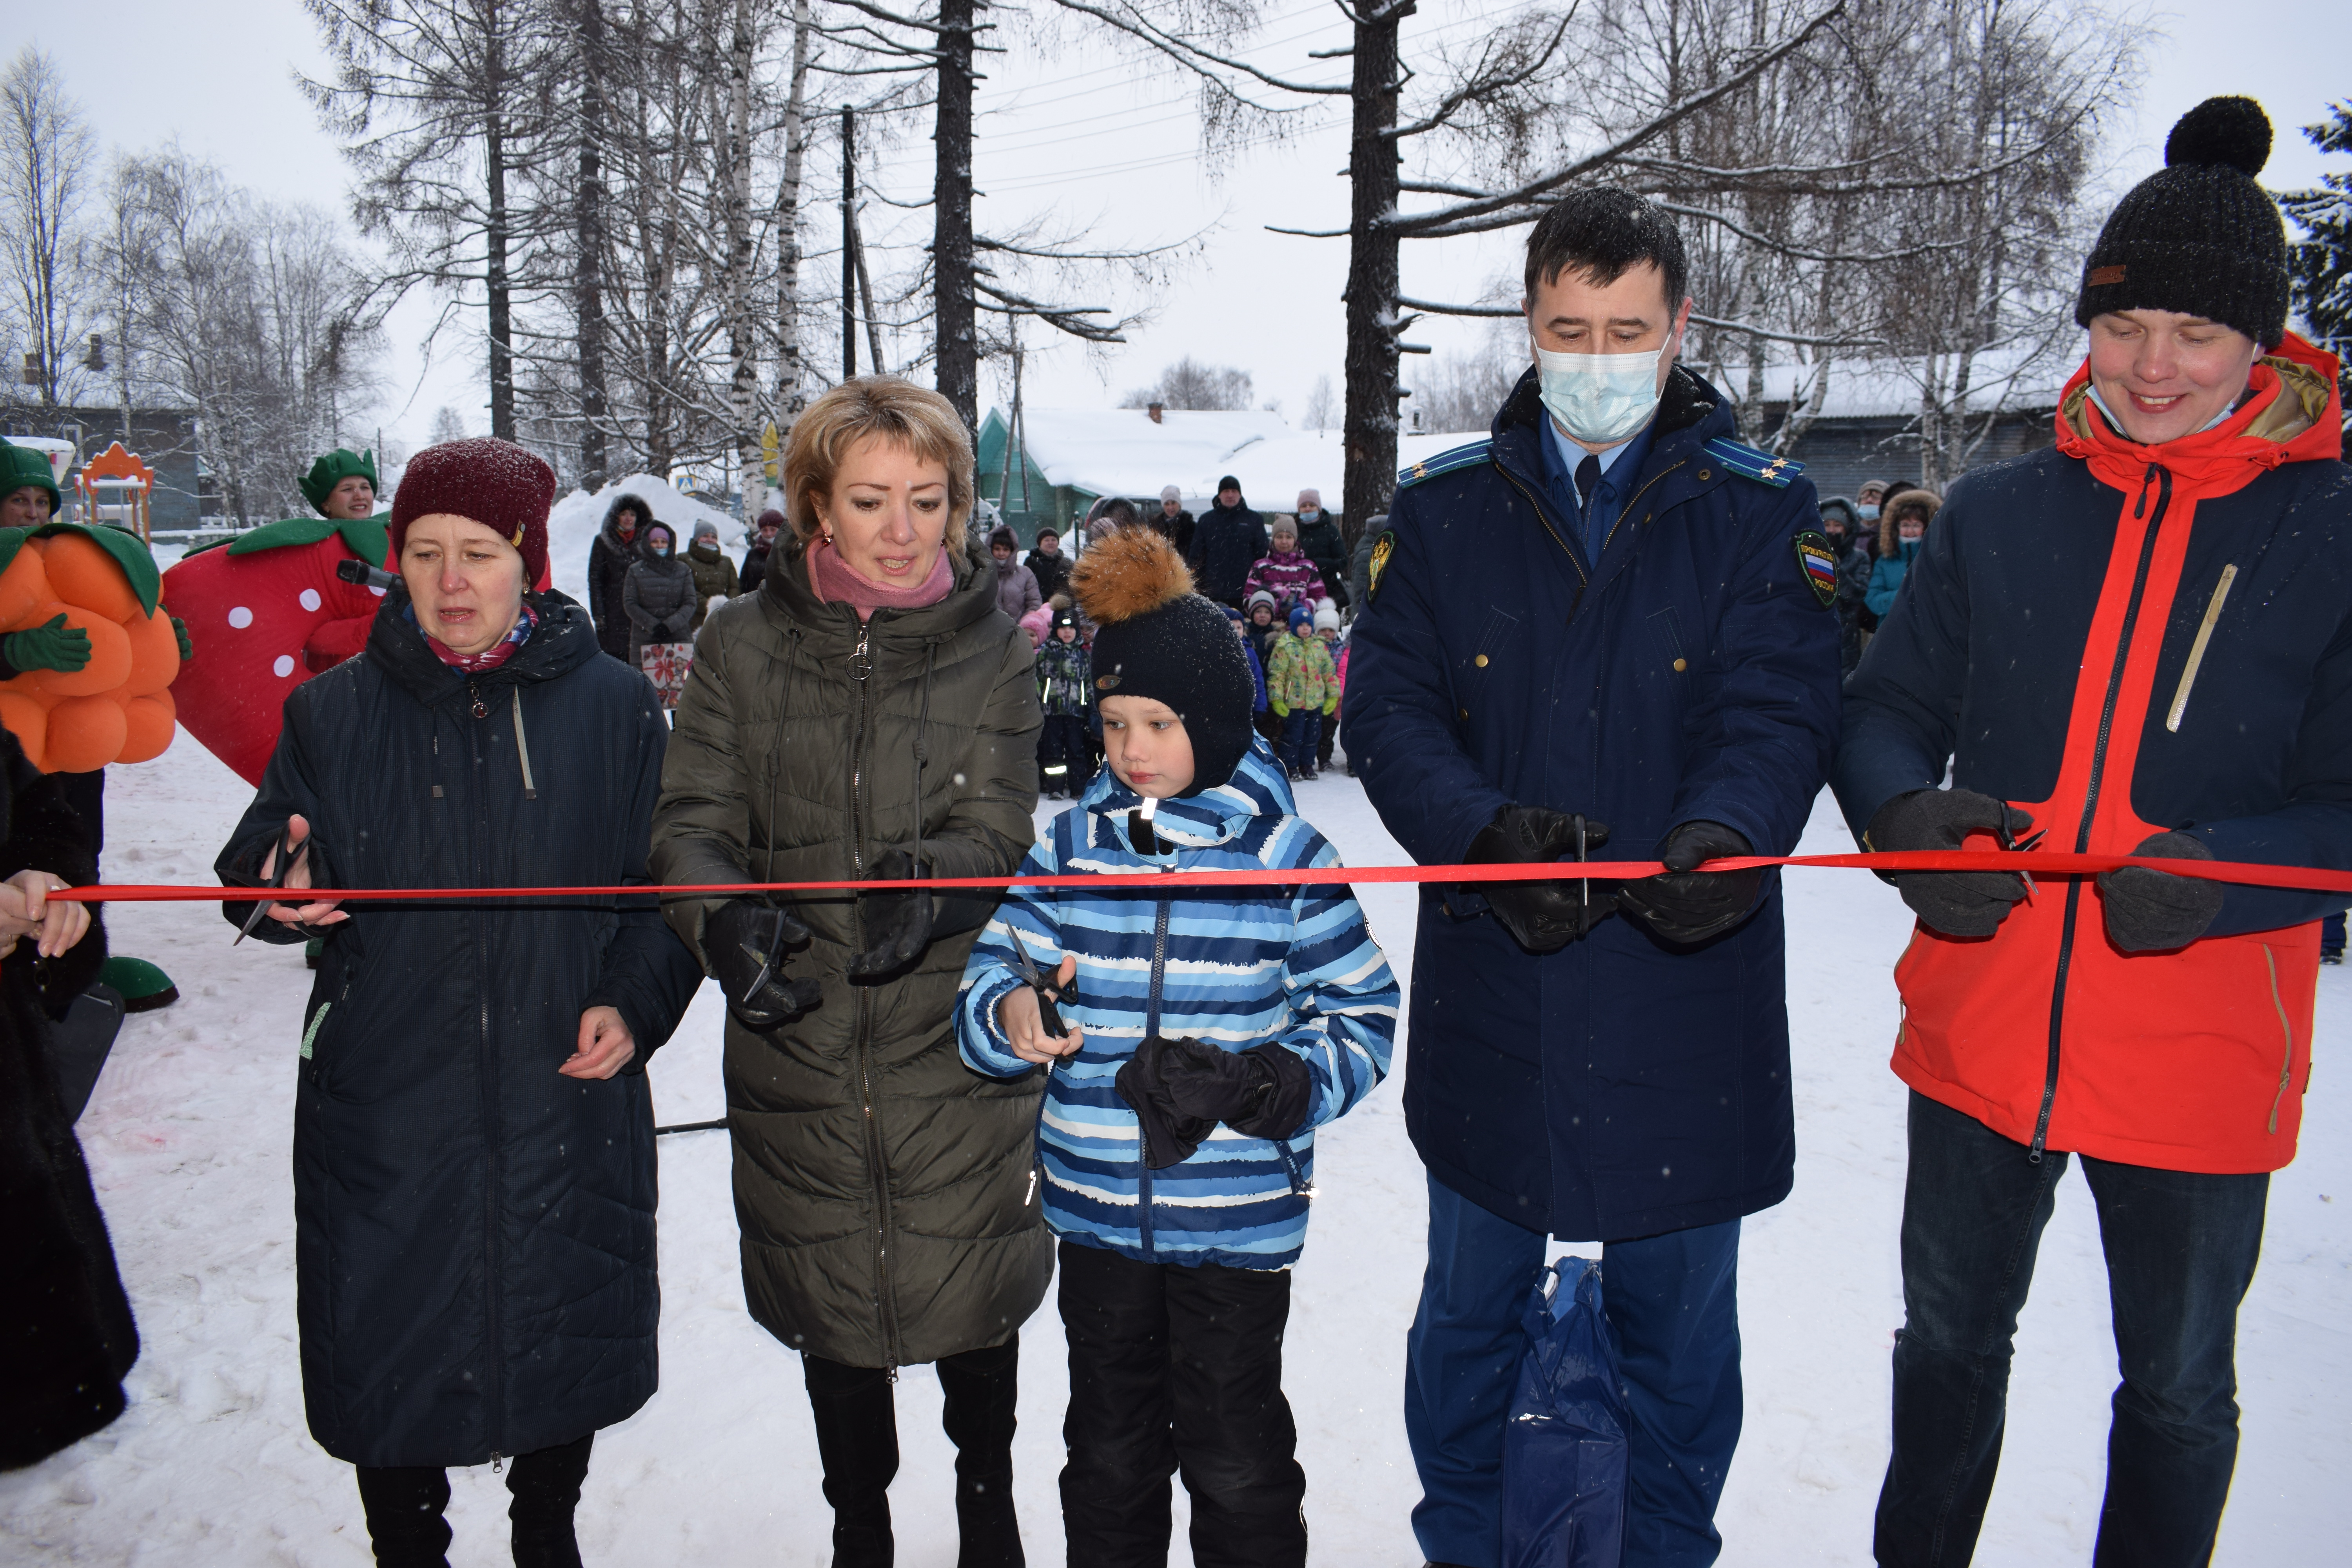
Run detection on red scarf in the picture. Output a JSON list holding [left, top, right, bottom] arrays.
[[421, 603, 537, 673], [808, 537, 955, 621]]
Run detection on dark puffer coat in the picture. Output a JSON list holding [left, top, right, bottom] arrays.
[[651, 532, 1050, 1370], [0, 731, 136, 1471], [588, 493, 650, 660], [1294, 510, 1349, 608], [216, 589, 702, 1467], [623, 536, 701, 663], [1188, 497, 1269, 606]]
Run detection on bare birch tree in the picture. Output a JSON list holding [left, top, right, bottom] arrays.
[[0, 47, 95, 410]]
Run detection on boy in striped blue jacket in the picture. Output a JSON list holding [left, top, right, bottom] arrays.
[[957, 528, 1398, 1567]]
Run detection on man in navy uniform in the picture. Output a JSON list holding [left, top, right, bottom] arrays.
[[1345, 188, 1842, 1567]]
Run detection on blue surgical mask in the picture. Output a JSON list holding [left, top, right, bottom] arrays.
[[1298, 508, 1320, 524], [1857, 504, 1880, 521], [1535, 346, 1665, 446]]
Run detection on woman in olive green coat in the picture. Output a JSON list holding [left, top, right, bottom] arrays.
[[650, 378, 1046, 1566]]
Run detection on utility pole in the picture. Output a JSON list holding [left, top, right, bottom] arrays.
[[842, 106, 857, 381]]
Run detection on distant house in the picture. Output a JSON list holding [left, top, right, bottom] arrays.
[[975, 403, 1500, 540], [0, 405, 205, 532], [1720, 353, 2067, 502]]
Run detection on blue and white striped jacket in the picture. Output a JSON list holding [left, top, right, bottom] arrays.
[[956, 741, 1398, 1270]]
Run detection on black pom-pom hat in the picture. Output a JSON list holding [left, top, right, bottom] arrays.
[[2074, 95, 2288, 347]]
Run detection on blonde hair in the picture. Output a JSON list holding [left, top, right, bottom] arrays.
[[784, 376, 976, 554]]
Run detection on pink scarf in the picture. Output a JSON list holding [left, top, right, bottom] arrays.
[[808, 537, 955, 621]]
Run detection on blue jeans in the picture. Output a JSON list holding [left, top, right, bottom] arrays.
[[1405, 1174, 1742, 1568], [1875, 1092, 2269, 1567], [1278, 708, 1322, 775]]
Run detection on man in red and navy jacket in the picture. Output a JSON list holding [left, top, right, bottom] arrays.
[[1834, 97, 2350, 1568]]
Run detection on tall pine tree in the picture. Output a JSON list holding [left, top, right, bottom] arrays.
[[2279, 102, 2352, 418]]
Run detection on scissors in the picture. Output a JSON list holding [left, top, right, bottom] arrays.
[[1005, 925, 1072, 1043], [1994, 815, 2048, 898], [235, 823, 302, 945]]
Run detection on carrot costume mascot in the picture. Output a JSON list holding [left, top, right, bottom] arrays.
[[0, 438, 187, 1012]]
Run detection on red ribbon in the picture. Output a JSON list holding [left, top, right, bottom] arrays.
[[45, 850, 2352, 903]]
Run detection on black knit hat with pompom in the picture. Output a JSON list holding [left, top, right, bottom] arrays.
[[1071, 528, 1257, 797], [2075, 96, 2288, 347]]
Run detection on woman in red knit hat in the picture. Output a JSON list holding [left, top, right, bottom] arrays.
[[216, 437, 703, 1567]]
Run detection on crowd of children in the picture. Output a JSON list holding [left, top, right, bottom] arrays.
[[1017, 508, 1357, 794]]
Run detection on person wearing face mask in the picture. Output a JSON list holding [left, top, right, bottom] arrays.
[[1855, 478, 1888, 528], [1346, 187, 1840, 1568], [1837, 97, 2352, 1567], [1862, 488, 1940, 622], [621, 520, 699, 668], [1818, 498, 1871, 676]]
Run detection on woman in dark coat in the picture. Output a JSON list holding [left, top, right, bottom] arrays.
[[586, 492, 648, 661], [217, 438, 701, 1567], [621, 520, 700, 664], [0, 730, 135, 1472], [651, 377, 1047, 1566]]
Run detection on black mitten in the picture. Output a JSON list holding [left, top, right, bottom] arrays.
[[1866, 789, 2035, 937], [1156, 1039, 1314, 1142], [848, 848, 935, 979], [1465, 805, 1617, 953], [1618, 820, 1760, 944], [1116, 1035, 1217, 1168], [2098, 830, 2225, 953], [705, 898, 823, 1029]]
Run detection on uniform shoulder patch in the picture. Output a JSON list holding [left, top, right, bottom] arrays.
[[1396, 439, 1493, 490], [1364, 529, 1397, 606], [1700, 436, 1803, 488], [1793, 528, 1840, 609]]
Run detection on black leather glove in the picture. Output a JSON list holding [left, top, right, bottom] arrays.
[[705, 898, 823, 1029], [847, 847, 935, 979], [1464, 805, 1617, 954], [1866, 789, 2035, 937], [1618, 820, 1760, 945], [649, 621, 674, 641], [1157, 1036, 1314, 1141], [2098, 830, 2224, 953], [1116, 1036, 1218, 1169]]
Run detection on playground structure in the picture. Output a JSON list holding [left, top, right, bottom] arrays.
[[73, 443, 158, 543]]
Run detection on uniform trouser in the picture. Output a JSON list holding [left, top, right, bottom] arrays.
[[1875, 1092, 2268, 1568], [1058, 1239, 1307, 1568], [1405, 1174, 1743, 1568]]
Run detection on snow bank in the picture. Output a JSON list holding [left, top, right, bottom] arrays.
[[546, 475, 741, 605], [2, 739, 2344, 1564]]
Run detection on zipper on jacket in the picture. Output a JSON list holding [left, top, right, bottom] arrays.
[[2033, 463, 2172, 1161], [1139, 896, 1171, 1259], [466, 679, 506, 1448], [844, 615, 900, 1367]]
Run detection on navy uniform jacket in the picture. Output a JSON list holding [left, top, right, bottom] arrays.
[[1344, 367, 1841, 1241]]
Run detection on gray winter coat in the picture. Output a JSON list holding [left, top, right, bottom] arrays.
[[649, 532, 1051, 1368], [993, 553, 1042, 622]]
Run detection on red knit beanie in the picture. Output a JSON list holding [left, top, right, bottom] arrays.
[[390, 437, 557, 584]]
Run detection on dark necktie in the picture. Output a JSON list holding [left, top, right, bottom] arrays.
[[1575, 453, 1602, 509]]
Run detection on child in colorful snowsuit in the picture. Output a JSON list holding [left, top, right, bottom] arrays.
[[1265, 603, 1339, 781], [956, 528, 1397, 1568], [1036, 608, 1095, 798], [1313, 604, 1345, 773], [1240, 519, 1327, 613]]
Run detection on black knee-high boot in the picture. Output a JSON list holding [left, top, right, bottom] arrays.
[[507, 1432, 595, 1568], [355, 1465, 453, 1568], [804, 1354, 900, 1568], [938, 1340, 1025, 1568]]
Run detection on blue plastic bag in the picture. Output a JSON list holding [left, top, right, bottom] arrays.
[[1501, 1256, 1629, 1568]]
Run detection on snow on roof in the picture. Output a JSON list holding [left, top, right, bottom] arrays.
[[993, 406, 1494, 517], [1725, 347, 2069, 419], [546, 473, 740, 605], [990, 406, 1294, 500]]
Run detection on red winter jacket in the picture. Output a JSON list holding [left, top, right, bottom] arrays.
[[1836, 334, 2351, 1174]]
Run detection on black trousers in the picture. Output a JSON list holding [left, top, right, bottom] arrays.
[[1037, 713, 1096, 793], [355, 1432, 593, 1568], [804, 1339, 1024, 1568], [1058, 1239, 1307, 1568], [1875, 1093, 2269, 1568]]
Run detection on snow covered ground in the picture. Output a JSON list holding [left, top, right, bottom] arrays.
[[2, 731, 2346, 1565]]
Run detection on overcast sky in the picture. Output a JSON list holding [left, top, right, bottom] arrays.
[[18, 0, 2346, 470]]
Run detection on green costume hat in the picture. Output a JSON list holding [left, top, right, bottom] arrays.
[[0, 439, 64, 514], [299, 448, 379, 517]]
